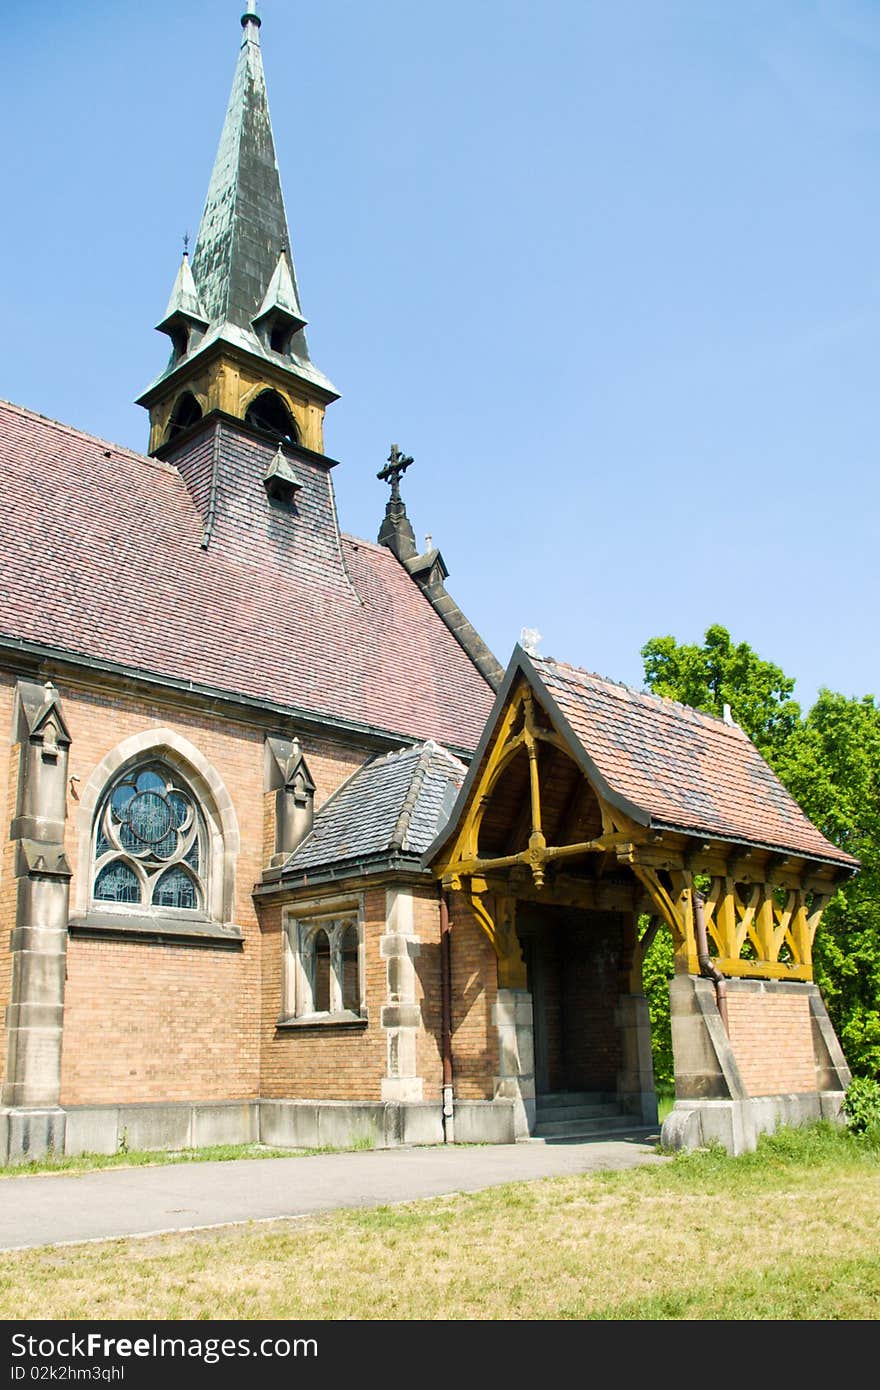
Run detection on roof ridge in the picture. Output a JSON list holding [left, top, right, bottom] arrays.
[[535, 652, 747, 736], [0, 398, 173, 474], [391, 743, 435, 851]]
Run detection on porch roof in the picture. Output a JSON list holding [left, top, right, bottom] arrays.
[[426, 646, 859, 871]]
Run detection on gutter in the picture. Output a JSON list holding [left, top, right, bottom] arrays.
[[255, 851, 431, 897]]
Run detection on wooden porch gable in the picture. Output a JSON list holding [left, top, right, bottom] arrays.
[[425, 649, 856, 986]]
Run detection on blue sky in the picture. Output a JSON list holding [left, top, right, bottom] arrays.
[[2, 1, 878, 711]]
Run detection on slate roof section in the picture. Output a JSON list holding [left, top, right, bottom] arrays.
[[284, 741, 467, 874], [527, 652, 858, 867], [0, 399, 496, 752]]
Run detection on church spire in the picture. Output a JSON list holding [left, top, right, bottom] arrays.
[[189, 1, 299, 342], [138, 5, 338, 456]]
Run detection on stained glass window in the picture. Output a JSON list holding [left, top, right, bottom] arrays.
[[154, 867, 198, 910], [95, 862, 140, 904], [92, 762, 206, 914]]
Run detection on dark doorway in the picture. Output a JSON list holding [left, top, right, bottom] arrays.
[[520, 905, 625, 1097]]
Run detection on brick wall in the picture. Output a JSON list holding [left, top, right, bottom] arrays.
[[0, 663, 503, 1111], [523, 908, 623, 1094], [561, 913, 624, 1093], [61, 936, 257, 1104], [727, 985, 816, 1096], [0, 670, 373, 1107], [259, 890, 389, 1100], [448, 890, 498, 1099]]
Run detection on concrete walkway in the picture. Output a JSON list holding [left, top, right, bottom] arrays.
[[0, 1129, 666, 1252]]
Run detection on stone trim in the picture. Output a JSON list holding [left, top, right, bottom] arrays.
[[493, 988, 535, 1137], [275, 1014, 367, 1033], [73, 727, 241, 930], [281, 894, 366, 1023], [3, 681, 72, 1110], [380, 887, 424, 1103], [1, 1097, 520, 1163], [67, 913, 244, 949], [615, 993, 658, 1124]]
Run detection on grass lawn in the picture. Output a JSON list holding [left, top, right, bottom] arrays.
[[0, 1123, 878, 1320]]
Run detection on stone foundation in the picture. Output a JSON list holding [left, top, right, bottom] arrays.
[[662, 974, 851, 1155], [0, 1096, 517, 1163]]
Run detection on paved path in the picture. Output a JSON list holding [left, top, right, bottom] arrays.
[[0, 1129, 665, 1251]]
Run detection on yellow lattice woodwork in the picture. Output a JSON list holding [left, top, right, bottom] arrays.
[[628, 862, 834, 981]]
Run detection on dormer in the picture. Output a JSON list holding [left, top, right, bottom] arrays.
[[252, 250, 307, 357], [155, 253, 209, 366]]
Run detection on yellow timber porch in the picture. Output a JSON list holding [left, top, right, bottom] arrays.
[[426, 656, 853, 1144]]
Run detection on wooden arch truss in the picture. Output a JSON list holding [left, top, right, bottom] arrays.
[[433, 676, 847, 989]]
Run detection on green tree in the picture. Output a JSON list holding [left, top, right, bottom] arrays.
[[640, 920, 675, 1092], [775, 692, 880, 1077], [640, 626, 880, 1081], [641, 623, 801, 758]]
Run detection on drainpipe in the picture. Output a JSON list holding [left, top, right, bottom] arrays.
[[440, 891, 455, 1142], [693, 890, 728, 1033]]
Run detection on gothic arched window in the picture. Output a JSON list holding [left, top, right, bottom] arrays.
[[92, 762, 207, 915], [244, 389, 299, 445], [166, 391, 203, 442], [283, 907, 364, 1022]]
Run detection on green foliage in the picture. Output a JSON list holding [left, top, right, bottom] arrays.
[[641, 623, 801, 759], [843, 1077, 880, 1135], [639, 916, 675, 1090], [775, 691, 880, 1078], [640, 626, 880, 1080]]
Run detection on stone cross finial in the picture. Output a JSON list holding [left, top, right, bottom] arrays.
[[377, 444, 414, 504]]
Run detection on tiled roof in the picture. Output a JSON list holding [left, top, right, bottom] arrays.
[[284, 741, 466, 873], [0, 399, 496, 751], [529, 653, 857, 866]]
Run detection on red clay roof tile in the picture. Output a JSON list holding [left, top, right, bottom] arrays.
[[531, 653, 857, 867], [0, 399, 495, 750]]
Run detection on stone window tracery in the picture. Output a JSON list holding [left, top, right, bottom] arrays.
[[91, 763, 206, 914], [283, 904, 364, 1023]]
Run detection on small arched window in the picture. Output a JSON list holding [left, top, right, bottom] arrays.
[[340, 922, 360, 1012], [92, 762, 207, 915], [244, 389, 299, 445], [313, 930, 332, 1013], [166, 392, 203, 442], [269, 322, 293, 355], [284, 909, 364, 1021]]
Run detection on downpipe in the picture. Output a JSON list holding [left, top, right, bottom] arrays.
[[440, 891, 455, 1142]]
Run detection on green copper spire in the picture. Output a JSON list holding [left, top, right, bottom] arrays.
[[139, 4, 337, 419], [191, 2, 295, 337]]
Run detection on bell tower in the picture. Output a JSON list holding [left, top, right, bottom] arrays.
[[136, 4, 339, 455]]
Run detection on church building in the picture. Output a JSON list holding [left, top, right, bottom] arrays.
[[0, 7, 857, 1164]]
